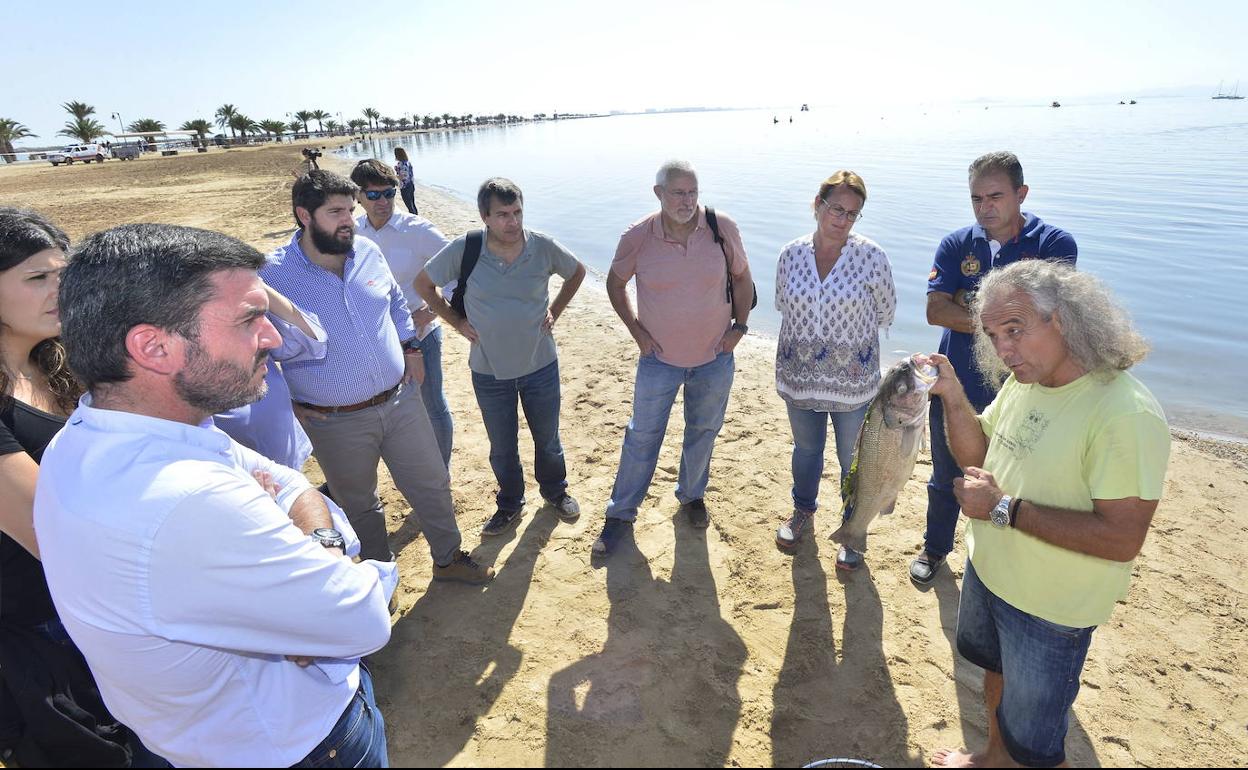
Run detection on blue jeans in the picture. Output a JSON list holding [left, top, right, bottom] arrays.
[[605, 352, 735, 522], [786, 401, 870, 516], [471, 359, 567, 512], [957, 562, 1094, 767], [923, 393, 991, 557], [293, 664, 387, 768], [419, 326, 453, 469]]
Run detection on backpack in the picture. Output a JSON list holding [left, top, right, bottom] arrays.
[[449, 230, 484, 319], [705, 207, 757, 319]]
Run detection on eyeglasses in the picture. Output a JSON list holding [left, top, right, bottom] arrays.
[[820, 201, 863, 222], [364, 188, 397, 200], [663, 187, 699, 200]]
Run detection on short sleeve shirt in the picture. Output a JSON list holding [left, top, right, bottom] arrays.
[[927, 213, 1077, 408], [968, 371, 1171, 628], [611, 208, 749, 368], [424, 230, 581, 380]]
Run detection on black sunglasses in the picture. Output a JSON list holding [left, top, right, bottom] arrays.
[[364, 188, 398, 201]]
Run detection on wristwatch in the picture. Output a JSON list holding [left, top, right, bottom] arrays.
[[310, 527, 345, 550], [989, 495, 1012, 529], [731, 322, 749, 334]]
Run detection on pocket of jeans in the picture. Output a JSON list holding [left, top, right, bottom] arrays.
[[305, 694, 369, 768]]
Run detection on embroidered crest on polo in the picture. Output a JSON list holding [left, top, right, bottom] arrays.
[[961, 254, 981, 276]]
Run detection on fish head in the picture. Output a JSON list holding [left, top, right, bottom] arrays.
[[878, 355, 937, 428]]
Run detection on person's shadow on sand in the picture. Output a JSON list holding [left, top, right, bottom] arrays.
[[930, 571, 1102, 767], [545, 514, 747, 766], [373, 506, 559, 766], [770, 541, 917, 767]]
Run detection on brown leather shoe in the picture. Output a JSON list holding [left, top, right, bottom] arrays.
[[432, 550, 495, 585]]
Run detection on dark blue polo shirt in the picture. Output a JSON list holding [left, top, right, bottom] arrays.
[[927, 212, 1077, 408]]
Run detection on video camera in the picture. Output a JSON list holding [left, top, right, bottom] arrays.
[[301, 148, 323, 160]]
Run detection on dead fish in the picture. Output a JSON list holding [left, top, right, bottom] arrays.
[[829, 356, 937, 552]]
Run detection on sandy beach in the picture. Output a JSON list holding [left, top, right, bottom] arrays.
[[2, 142, 1245, 767]]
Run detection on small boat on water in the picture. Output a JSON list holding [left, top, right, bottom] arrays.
[[1212, 81, 1244, 100], [800, 103, 809, 111], [1051, 101, 1061, 108]]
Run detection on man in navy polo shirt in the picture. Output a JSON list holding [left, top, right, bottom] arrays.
[[910, 151, 1078, 586]]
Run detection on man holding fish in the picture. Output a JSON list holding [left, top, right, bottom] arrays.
[[925, 260, 1170, 768]]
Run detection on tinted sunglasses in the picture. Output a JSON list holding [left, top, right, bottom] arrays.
[[364, 188, 398, 200]]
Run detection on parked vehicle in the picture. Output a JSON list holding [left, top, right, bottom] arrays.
[[48, 143, 111, 166], [112, 143, 142, 160]]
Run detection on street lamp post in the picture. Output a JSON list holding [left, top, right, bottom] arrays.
[[111, 112, 124, 136]]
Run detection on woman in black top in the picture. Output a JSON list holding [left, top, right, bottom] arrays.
[[0, 208, 160, 767]]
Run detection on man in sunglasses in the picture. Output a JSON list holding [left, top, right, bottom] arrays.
[[351, 159, 455, 469], [261, 170, 493, 585]]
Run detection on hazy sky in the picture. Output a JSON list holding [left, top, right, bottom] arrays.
[[5, 0, 1246, 143]]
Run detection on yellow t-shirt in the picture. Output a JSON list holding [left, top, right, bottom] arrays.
[[967, 370, 1171, 628]]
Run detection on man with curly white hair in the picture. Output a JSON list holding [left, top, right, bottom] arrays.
[[924, 260, 1171, 768]]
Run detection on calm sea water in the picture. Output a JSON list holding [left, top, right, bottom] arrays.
[[339, 99, 1248, 438]]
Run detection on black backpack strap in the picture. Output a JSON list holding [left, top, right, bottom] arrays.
[[706, 206, 735, 306], [450, 230, 483, 318]]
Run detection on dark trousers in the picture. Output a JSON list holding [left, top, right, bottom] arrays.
[[399, 184, 417, 215], [471, 360, 568, 512]]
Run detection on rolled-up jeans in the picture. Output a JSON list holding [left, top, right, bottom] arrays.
[[605, 351, 734, 522], [301, 383, 461, 564]]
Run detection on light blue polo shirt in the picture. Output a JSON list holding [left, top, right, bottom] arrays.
[[424, 230, 580, 380]]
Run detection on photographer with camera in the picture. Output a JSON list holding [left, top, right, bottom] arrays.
[[293, 147, 322, 178]]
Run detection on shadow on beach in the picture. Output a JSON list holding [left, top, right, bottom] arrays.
[[374, 507, 558, 766], [771, 542, 917, 767], [545, 515, 747, 766]]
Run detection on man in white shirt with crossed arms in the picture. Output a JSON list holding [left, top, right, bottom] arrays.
[[34, 223, 397, 768]]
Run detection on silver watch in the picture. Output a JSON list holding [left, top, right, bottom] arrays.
[[989, 495, 1012, 529], [310, 527, 345, 549]]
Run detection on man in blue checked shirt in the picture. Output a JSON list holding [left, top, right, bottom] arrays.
[[261, 170, 492, 585]]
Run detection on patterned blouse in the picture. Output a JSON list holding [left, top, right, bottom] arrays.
[[775, 232, 897, 411], [395, 160, 413, 187]]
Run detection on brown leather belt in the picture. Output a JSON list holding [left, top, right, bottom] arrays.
[[296, 383, 400, 414]]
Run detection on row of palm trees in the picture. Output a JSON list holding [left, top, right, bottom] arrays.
[[2, 102, 553, 162]]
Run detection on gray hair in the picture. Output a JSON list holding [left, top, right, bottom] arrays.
[[656, 159, 697, 188], [968, 151, 1024, 190], [971, 260, 1150, 388]]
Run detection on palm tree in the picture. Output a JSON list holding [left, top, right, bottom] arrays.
[[180, 119, 213, 148], [215, 104, 240, 138], [348, 118, 367, 133], [380, 116, 396, 132], [127, 118, 166, 151], [287, 119, 304, 135], [59, 117, 106, 143], [325, 119, 341, 135], [258, 119, 287, 140], [0, 118, 36, 163], [362, 107, 380, 132], [310, 109, 330, 134], [396, 117, 410, 131], [229, 114, 258, 141], [62, 101, 96, 121], [294, 110, 313, 135]]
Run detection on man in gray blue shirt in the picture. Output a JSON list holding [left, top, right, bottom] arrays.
[[262, 171, 492, 585], [416, 178, 586, 536]]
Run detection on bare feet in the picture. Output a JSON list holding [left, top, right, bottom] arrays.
[[932, 747, 1018, 768], [932, 748, 984, 767]]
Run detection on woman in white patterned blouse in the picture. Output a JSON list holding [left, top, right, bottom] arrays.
[[773, 171, 896, 571]]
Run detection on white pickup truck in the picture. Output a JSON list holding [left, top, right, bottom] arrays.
[[48, 143, 111, 166]]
